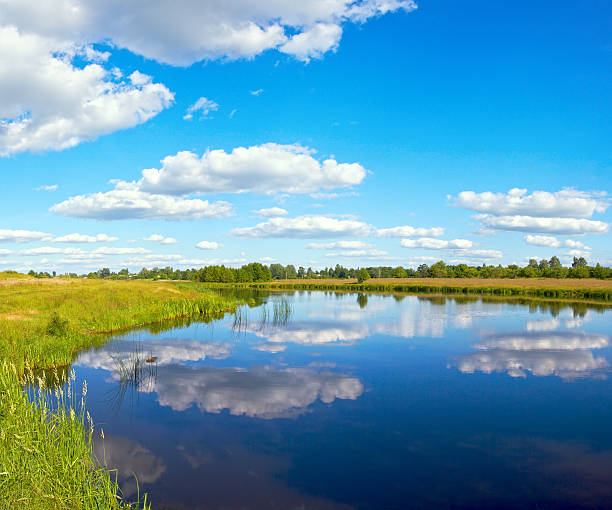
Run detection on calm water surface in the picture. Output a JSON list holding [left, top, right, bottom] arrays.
[[70, 291, 612, 509]]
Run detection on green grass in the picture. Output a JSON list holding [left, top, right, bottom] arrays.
[[0, 279, 238, 371], [0, 362, 149, 509]]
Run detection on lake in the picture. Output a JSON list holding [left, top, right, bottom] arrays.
[[70, 291, 612, 509]]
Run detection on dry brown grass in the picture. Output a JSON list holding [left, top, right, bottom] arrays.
[[271, 278, 612, 289]]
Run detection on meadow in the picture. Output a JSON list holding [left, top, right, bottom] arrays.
[[0, 277, 238, 371]]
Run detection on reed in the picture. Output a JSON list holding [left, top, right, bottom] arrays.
[[0, 361, 149, 509]]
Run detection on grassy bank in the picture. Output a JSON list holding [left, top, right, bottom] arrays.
[[234, 278, 612, 301], [0, 278, 238, 371], [0, 278, 238, 509], [0, 362, 148, 509]]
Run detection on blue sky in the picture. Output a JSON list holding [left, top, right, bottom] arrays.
[[0, 0, 610, 273]]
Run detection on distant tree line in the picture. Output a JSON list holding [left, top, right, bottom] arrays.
[[24, 256, 612, 281]]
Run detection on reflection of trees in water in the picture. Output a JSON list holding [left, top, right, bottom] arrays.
[[416, 294, 608, 318], [357, 293, 368, 309]]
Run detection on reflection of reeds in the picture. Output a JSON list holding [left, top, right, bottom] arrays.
[[106, 342, 158, 414], [256, 297, 293, 332]]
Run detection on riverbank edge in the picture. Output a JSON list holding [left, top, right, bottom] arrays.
[[201, 279, 612, 302]]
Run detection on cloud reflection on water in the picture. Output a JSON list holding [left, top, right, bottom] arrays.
[[92, 435, 166, 497], [145, 365, 364, 418], [453, 331, 610, 379]]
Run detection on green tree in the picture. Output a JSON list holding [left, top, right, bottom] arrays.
[[572, 256, 587, 268], [392, 266, 408, 278], [356, 268, 370, 283], [427, 261, 447, 278]]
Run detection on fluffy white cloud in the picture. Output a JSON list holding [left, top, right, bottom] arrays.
[[400, 237, 473, 249], [477, 214, 609, 235], [183, 96, 218, 120], [324, 249, 392, 259], [525, 235, 592, 250], [143, 234, 177, 244], [196, 241, 220, 250], [231, 215, 372, 238], [34, 184, 58, 192], [376, 226, 445, 238], [280, 23, 342, 62], [566, 249, 591, 258], [1, 1, 416, 154], [136, 143, 366, 195], [565, 239, 591, 250], [0, 0, 416, 65], [254, 207, 288, 217], [0, 229, 51, 243], [51, 233, 118, 243], [525, 234, 561, 248], [308, 240, 371, 249], [453, 188, 609, 218], [49, 142, 366, 220], [20, 246, 149, 256], [457, 249, 503, 259], [0, 27, 173, 155], [51, 187, 232, 220]]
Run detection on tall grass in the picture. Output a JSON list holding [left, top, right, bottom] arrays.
[[0, 361, 149, 509]]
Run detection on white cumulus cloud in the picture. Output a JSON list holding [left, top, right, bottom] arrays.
[[525, 235, 592, 250], [196, 241, 221, 250], [525, 234, 561, 248], [400, 237, 473, 250], [143, 234, 177, 244], [51, 233, 118, 243], [477, 214, 609, 235], [50, 187, 232, 220], [376, 226, 445, 238], [254, 207, 288, 217], [183, 97, 218, 120], [453, 188, 609, 218], [307, 241, 372, 249], [0, 0, 416, 65], [280, 23, 342, 62], [0, 27, 173, 156], [231, 215, 372, 239], [136, 143, 366, 196], [0, 229, 51, 243]]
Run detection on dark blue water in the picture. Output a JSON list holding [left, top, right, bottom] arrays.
[[72, 292, 612, 509]]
